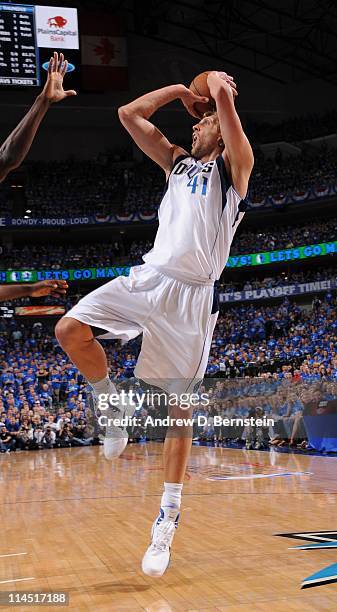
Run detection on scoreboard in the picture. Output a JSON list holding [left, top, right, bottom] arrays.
[[0, 305, 14, 318], [0, 3, 79, 87], [0, 4, 38, 86]]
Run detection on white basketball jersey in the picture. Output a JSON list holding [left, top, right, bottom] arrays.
[[143, 154, 247, 284]]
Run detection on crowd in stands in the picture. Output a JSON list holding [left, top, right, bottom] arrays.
[[121, 165, 165, 216], [0, 322, 92, 452], [249, 145, 336, 203], [230, 216, 337, 255], [119, 377, 331, 451], [189, 377, 336, 451], [0, 241, 125, 271], [246, 109, 337, 144], [1, 293, 337, 452], [24, 159, 127, 218], [23, 160, 163, 219], [1, 143, 336, 219], [205, 294, 337, 377], [2, 214, 337, 271], [0, 239, 153, 270]]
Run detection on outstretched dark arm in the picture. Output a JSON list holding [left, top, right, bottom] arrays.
[[0, 280, 68, 302], [0, 52, 76, 183], [0, 95, 50, 182]]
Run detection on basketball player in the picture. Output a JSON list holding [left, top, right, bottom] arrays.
[[0, 52, 76, 183], [55, 70, 254, 577], [0, 53, 73, 301]]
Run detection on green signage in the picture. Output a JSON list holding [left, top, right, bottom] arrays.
[[1, 240, 337, 283], [1, 266, 131, 283], [226, 241, 337, 268]]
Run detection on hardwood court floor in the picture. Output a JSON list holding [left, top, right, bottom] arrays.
[[1, 443, 337, 611]]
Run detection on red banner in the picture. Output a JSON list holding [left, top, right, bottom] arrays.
[[81, 13, 128, 91]]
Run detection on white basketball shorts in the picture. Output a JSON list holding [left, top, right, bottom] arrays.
[[64, 264, 219, 394]]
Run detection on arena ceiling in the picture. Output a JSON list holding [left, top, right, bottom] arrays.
[[18, 0, 337, 86], [91, 0, 337, 86]]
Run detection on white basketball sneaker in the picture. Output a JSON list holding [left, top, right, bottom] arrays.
[[142, 507, 180, 577], [87, 388, 135, 459]]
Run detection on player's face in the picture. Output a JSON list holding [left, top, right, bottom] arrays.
[[191, 116, 221, 158]]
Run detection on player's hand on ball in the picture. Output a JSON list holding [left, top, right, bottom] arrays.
[[42, 52, 77, 104], [207, 71, 238, 99], [28, 280, 68, 297], [180, 85, 209, 119]]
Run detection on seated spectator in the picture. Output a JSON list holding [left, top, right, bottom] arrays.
[[17, 424, 33, 451], [0, 425, 15, 453], [41, 427, 56, 449], [72, 419, 93, 446], [57, 423, 73, 447]]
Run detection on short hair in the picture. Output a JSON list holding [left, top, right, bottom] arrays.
[[203, 110, 219, 124], [203, 110, 217, 117]]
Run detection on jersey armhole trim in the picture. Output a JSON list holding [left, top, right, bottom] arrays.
[[216, 155, 249, 213], [238, 199, 248, 212], [162, 154, 192, 197], [172, 153, 191, 171], [215, 155, 230, 210], [232, 199, 248, 228]]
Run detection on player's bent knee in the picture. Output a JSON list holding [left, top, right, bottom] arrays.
[[55, 317, 88, 350]]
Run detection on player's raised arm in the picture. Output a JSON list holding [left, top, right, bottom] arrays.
[[207, 71, 254, 197], [0, 52, 76, 183], [118, 85, 208, 176]]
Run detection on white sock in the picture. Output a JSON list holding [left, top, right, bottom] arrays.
[[161, 482, 183, 519], [89, 375, 116, 398]]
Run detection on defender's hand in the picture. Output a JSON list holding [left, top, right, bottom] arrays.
[[41, 52, 77, 104], [28, 280, 68, 297], [180, 85, 209, 119]]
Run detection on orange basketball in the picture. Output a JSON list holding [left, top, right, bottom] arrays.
[[189, 71, 216, 118]]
